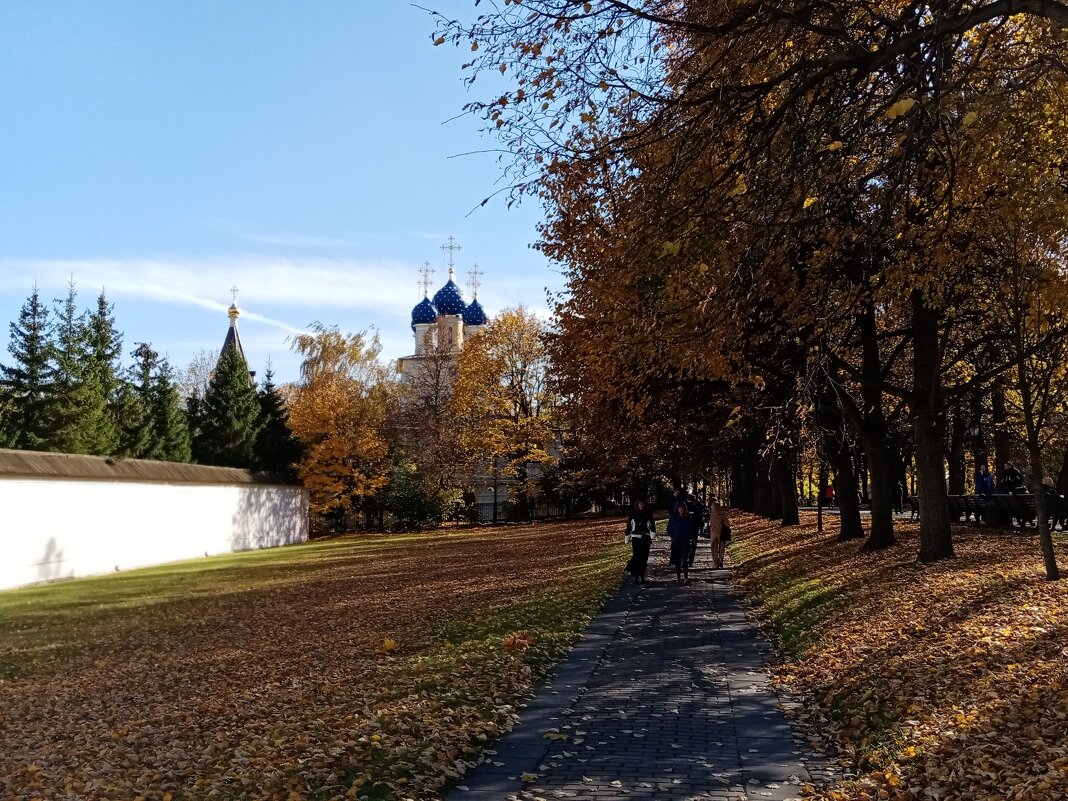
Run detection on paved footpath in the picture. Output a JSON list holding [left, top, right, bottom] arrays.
[[448, 543, 828, 801]]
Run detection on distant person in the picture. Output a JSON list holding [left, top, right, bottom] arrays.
[[893, 480, 905, 513], [1001, 462, 1025, 493], [708, 497, 731, 569], [685, 493, 706, 569], [824, 485, 835, 508], [624, 499, 656, 585], [975, 464, 994, 495], [667, 501, 691, 585], [1042, 477, 1064, 530]]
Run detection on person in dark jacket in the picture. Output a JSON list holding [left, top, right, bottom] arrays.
[[975, 464, 995, 495], [624, 499, 656, 584], [666, 502, 691, 585], [685, 494, 706, 568], [1001, 462, 1025, 493]]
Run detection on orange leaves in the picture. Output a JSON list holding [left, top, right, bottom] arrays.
[[732, 512, 1068, 801], [502, 630, 534, 650], [288, 324, 395, 516], [0, 518, 625, 800]]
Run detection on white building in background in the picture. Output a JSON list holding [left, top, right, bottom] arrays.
[[395, 238, 506, 515]]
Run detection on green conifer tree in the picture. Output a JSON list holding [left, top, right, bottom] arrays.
[[115, 343, 156, 458], [47, 281, 110, 454], [254, 363, 302, 474], [146, 359, 192, 462], [1, 286, 54, 450], [193, 344, 261, 467], [84, 290, 124, 454]]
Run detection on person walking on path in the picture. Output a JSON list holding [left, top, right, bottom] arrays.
[[624, 499, 656, 584], [708, 496, 731, 569], [667, 501, 691, 584], [685, 493, 706, 568]]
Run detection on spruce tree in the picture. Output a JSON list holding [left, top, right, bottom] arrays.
[[47, 281, 109, 454], [115, 343, 156, 458], [254, 363, 302, 473], [1, 286, 54, 450], [147, 359, 192, 462], [84, 290, 123, 454], [193, 343, 261, 467], [0, 386, 11, 448]]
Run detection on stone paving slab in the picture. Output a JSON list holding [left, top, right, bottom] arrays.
[[448, 545, 822, 801]]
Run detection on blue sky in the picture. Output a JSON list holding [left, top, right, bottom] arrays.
[[0, 2, 561, 383]]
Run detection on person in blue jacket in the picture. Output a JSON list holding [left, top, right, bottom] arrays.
[[667, 500, 691, 585], [975, 464, 995, 495]]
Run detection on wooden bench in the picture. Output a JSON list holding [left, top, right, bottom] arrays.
[[991, 493, 1036, 527], [961, 494, 993, 524]]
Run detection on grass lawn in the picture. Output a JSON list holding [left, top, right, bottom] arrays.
[[0, 519, 626, 800], [730, 512, 1068, 801]]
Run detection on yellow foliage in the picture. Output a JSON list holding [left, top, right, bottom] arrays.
[[884, 97, 916, 120]]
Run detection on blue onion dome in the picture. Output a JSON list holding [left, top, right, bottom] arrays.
[[432, 269, 467, 315], [463, 298, 488, 326], [411, 297, 438, 330]]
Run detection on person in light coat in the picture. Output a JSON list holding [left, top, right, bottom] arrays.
[[708, 496, 731, 569]]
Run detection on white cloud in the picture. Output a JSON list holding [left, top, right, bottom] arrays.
[[0, 254, 424, 333]]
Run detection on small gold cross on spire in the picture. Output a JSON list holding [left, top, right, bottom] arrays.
[[468, 264, 483, 298], [418, 261, 434, 297], [230, 285, 240, 305]]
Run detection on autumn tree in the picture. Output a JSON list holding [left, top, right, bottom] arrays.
[[288, 323, 396, 519], [454, 307, 556, 518], [442, 1, 1068, 563]]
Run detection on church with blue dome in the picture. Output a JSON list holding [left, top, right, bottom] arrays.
[[397, 237, 490, 379]]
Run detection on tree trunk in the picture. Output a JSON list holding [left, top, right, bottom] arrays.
[[732, 437, 757, 512], [769, 454, 784, 521], [863, 439, 896, 550], [992, 380, 1012, 486], [832, 447, 864, 541], [775, 450, 800, 526], [753, 456, 774, 519], [1028, 442, 1060, 580], [947, 408, 967, 495], [912, 289, 953, 562], [970, 385, 988, 474], [817, 461, 827, 533]]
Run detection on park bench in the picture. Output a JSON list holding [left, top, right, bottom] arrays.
[[961, 494, 993, 524], [990, 493, 1036, 528], [948, 495, 964, 521]]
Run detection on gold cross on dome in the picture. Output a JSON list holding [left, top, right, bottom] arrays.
[[230, 285, 239, 305], [418, 262, 434, 296]]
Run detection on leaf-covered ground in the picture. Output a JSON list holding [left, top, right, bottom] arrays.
[[0, 520, 625, 800], [730, 512, 1068, 801]]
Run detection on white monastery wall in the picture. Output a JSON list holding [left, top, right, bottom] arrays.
[[0, 454, 308, 591]]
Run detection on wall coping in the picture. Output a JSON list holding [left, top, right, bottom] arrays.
[[0, 449, 300, 487]]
